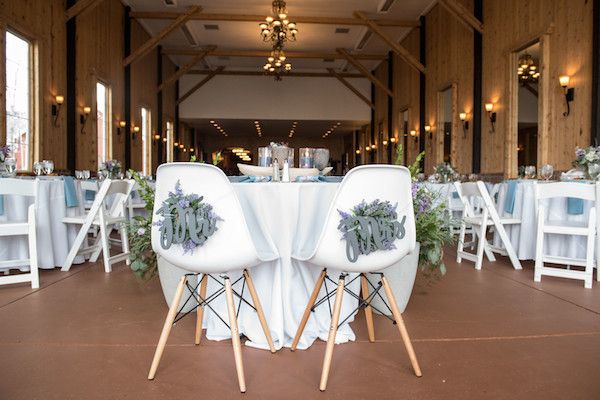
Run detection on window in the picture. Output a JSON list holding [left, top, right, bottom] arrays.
[[166, 121, 174, 162], [5, 31, 33, 171], [96, 81, 111, 166], [141, 107, 151, 175]]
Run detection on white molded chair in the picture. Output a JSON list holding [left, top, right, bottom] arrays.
[[61, 179, 133, 273], [0, 178, 39, 289], [534, 182, 598, 288], [147, 163, 278, 393], [454, 181, 522, 270], [291, 165, 421, 391]]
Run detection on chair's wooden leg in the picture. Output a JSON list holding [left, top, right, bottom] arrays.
[[225, 276, 246, 393], [360, 274, 375, 342], [381, 276, 422, 377], [148, 276, 187, 380], [319, 274, 345, 392], [243, 269, 276, 353], [195, 274, 207, 345], [291, 268, 327, 351]]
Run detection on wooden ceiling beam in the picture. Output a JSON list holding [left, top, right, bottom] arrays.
[[327, 68, 375, 109], [158, 46, 215, 92], [337, 48, 393, 97], [123, 5, 202, 67], [186, 70, 364, 78], [129, 11, 419, 27], [354, 11, 426, 74], [66, 0, 106, 21], [438, 0, 484, 34], [177, 66, 225, 105], [162, 47, 387, 61]]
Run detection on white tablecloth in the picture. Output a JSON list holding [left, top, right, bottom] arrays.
[[199, 182, 362, 350], [0, 177, 85, 270], [493, 180, 595, 260], [423, 182, 462, 209]]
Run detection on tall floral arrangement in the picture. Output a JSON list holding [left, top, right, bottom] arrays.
[[396, 145, 454, 275], [434, 162, 457, 183], [573, 146, 600, 169], [127, 171, 157, 279]]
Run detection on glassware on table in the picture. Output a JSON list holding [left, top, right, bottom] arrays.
[[417, 173, 425, 182], [299, 148, 315, 168], [83, 170, 91, 180], [116, 172, 124, 179], [287, 147, 295, 167], [4, 158, 16, 177], [125, 170, 133, 179], [588, 163, 600, 180], [524, 165, 536, 179], [42, 160, 54, 175], [314, 148, 330, 173], [271, 145, 290, 169], [468, 173, 478, 182], [97, 170, 106, 181], [75, 170, 83, 180], [33, 162, 43, 176], [258, 146, 272, 167], [540, 164, 554, 181]]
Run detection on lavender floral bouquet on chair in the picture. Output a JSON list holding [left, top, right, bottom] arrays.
[[338, 199, 407, 263], [154, 181, 222, 254]]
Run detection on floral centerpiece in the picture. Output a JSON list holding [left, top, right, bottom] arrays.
[[572, 146, 600, 178], [99, 159, 122, 178], [338, 199, 406, 262], [433, 162, 457, 183], [396, 146, 455, 275]]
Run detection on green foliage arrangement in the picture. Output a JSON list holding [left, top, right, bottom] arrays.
[[395, 145, 455, 275]]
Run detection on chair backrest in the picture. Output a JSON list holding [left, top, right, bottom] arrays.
[[454, 181, 495, 219], [308, 165, 416, 272], [151, 163, 262, 274], [87, 179, 134, 220], [80, 180, 99, 193], [0, 178, 38, 197], [534, 181, 597, 202]]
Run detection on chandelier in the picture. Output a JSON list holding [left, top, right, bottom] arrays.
[[259, 1, 297, 80], [517, 53, 540, 84], [259, 1, 298, 44]]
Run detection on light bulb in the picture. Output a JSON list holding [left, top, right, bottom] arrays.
[[273, 20, 281, 26], [275, 61, 281, 67], [559, 75, 570, 87], [268, 56, 275, 62], [269, 67, 275, 72], [266, 16, 273, 23], [288, 22, 296, 29], [83, 106, 91, 114], [259, 23, 268, 29], [278, 13, 287, 19], [485, 103, 494, 112], [55, 95, 64, 105]]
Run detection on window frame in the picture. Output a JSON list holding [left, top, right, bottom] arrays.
[[96, 79, 113, 168], [141, 107, 152, 176]]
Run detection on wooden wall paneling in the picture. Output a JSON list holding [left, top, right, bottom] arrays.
[[472, 0, 483, 173], [156, 46, 163, 168], [1, 0, 67, 169], [483, 0, 593, 174], [75, 0, 125, 171], [130, 19, 158, 172], [0, 21, 5, 147], [593, 0, 600, 145]]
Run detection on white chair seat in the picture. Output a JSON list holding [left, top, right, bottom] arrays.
[[62, 215, 126, 225]]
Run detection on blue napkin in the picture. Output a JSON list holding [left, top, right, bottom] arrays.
[[295, 175, 342, 183], [85, 190, 96, 201], [567, 198, 584, 215], [0, 194, 4, 215], [228, 176, 272, 183], [63, 176, 79, 208], [452, 192, 460, 199], [504, 180, 519, 214]]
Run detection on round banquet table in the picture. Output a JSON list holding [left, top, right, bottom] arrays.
[[0, 177, 86, 271], [492, 180, 596, 260], [196, 181, 363, 351]]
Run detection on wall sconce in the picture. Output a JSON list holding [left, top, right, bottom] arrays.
[[174, 141, 179, 147], [162, 137, 167, 143], [424, 125, 432, 139], [485, 103, 497, 132], [355, 148, 361, 155], [80, 106, 91, 134], [390, 137, 397, 143], [410, 130, 418, 142], [183, 148, 187, 153], [190, 148, 195, 153], [371, 144, 377, 150], [459, 112, 469, 137], [153, 133, 161, 141], [559, 75, 575, 117], [365, 145, 371, 152], [132, 125, 140, 140], [179, 144, 184, 150], [52, 95, 64, 127], [117, 120, 126, 135], [382, 139, 388, 146]]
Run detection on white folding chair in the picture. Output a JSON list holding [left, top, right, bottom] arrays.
[[147, 163, 278, 393], [455, 181, 522, 270], [0, 178, 39, 289], [534, 182, 597, 288], [446, 184, 466, 236], [127, 182, 147, 223], [81, 180, 100, 237], [291, 165, 421, 391], [61, 179, 134, 273]]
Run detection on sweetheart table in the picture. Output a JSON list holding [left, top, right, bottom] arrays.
[[189, 182, 364, 351]]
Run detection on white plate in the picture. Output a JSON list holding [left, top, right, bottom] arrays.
[[237, 164, 333, 180]]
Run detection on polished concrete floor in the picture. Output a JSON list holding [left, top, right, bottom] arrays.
[[1, 247, 600, 399]]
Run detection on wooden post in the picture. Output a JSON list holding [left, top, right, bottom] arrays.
[[148, 276, 187, 380], [243, 269, 276, 353], [381, 276, 422, 377], [291, 269, 327, 351], [319, 275, 345, 391]]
